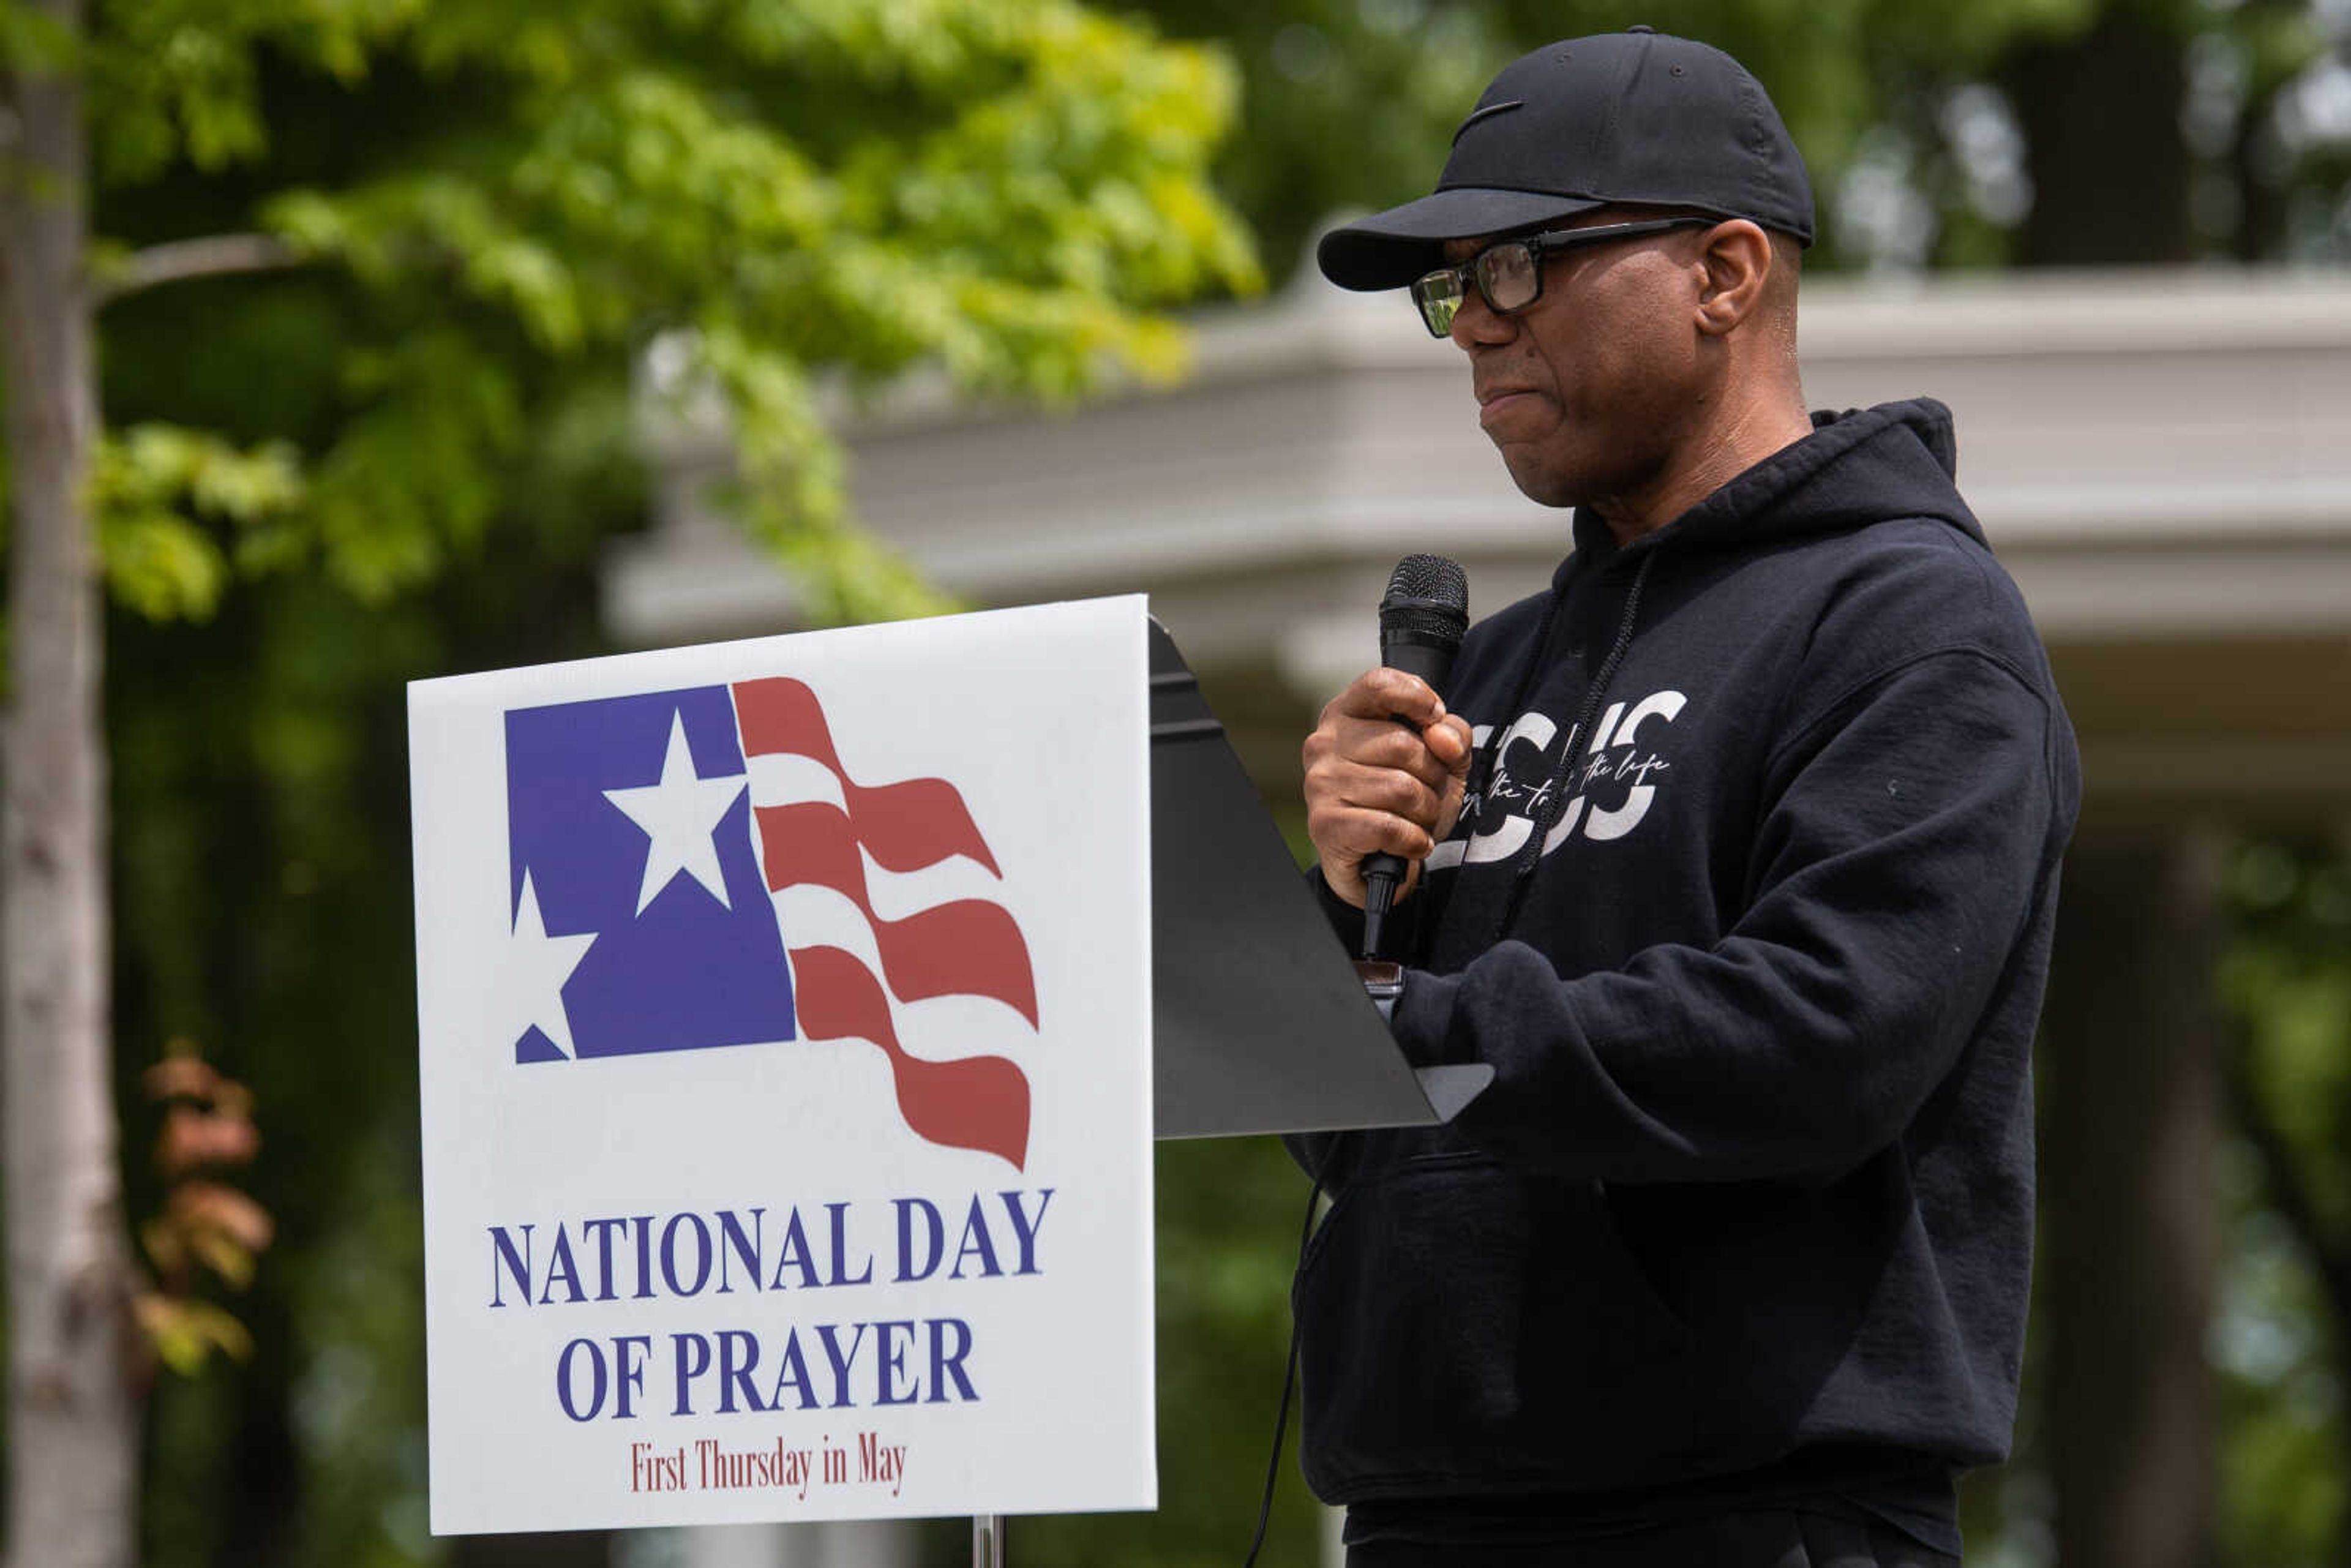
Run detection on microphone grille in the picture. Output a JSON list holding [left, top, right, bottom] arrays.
[[1379, 553, 1469, 645]]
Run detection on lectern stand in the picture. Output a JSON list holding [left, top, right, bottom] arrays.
[[971, 623, 1488, 1565], [1146, 618, 1490, 1138]]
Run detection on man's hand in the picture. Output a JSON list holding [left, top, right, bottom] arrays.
[[1303, 668, 1474, 909]]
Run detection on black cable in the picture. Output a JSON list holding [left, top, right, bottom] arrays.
[[1243, 1173, 1326, 1567]]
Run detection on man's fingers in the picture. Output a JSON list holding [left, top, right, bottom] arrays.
[[1324, 715, 1456, 794], [1305, 669, 1471, 902], [1322, 666, 1447, 727], [1302, 723, 1451, 828], [1305, 801, 1437, 865], [1316, 756, 1447, 827], [1426, 713, 1474, 770], [1430, 715, 1472, 841]]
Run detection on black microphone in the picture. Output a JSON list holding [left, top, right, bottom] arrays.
[[1359, 553, 1469, 961]]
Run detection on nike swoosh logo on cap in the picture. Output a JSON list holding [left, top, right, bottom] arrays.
[[1452, 99, 1524, 144]]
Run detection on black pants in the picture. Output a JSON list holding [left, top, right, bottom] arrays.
[[1344, 1510, 1959, 1567]]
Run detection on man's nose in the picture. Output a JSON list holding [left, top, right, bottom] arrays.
[[1449, 288, 1518, 350]]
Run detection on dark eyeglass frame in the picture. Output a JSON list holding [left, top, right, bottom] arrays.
[[1409, 217, 1714, 338]]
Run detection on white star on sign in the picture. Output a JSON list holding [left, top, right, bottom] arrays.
[[508, 869, 596, 1058], [602, 711, 747, 916]]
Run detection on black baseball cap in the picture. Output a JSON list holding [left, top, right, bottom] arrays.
[[1318, 28, 1815, 292]]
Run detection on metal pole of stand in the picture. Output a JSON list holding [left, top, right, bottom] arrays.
[[973, 1514, 1007, 1568]]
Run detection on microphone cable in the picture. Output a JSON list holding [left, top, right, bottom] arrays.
[[1243, 1171, 1325, 1567]]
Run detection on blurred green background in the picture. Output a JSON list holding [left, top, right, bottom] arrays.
[[4, 1, 2350, 1566]]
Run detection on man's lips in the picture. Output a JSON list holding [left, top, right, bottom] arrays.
[[1477, 385, 1545, 428]]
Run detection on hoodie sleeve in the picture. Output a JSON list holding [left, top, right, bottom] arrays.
[[1390, 644, 2068, 1185]]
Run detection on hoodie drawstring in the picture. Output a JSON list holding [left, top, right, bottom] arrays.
[[1482, 547, 1660, 951]]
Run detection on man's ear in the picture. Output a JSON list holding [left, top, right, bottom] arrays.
[[1693, 220, 1773, 337]]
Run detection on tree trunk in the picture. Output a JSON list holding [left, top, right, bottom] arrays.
[[2041, 828, 2225, 1568], [0, 3, 141, 1566], [2004, 9, 2197, 267]]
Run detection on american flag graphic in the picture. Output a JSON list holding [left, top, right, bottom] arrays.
[[503, 677, 1035, 1169]]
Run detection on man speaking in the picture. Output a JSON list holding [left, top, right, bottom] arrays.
[[1295, 28, 2080, 1568]]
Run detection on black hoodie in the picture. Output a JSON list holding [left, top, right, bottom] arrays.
[[1293, 399, 2080, 1548]]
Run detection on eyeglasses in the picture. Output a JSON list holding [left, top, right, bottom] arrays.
[[1409, 217, 1712, 337]]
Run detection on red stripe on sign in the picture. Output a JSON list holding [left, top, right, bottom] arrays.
[[754, 801, 1040, 1028], [732, 677, 1001, 876], [789, 945, 1031, 1170]]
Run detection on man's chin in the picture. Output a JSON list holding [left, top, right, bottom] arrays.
[[1498, 457, 1583, 511]]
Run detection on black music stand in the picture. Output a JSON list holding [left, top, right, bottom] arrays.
[[1146, 620, 1488, 1138]]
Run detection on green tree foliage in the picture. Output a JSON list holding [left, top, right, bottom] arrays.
[[66, 0, 1259, 625]]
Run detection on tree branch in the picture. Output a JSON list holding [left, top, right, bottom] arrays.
[[93, 234, 305, 307]]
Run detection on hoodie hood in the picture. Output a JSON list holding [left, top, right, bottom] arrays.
[[1562, 397, 1985, 578]]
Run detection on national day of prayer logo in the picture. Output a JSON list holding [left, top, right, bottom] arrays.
[[410, 598, 1153, 1534], [502, 675, 1035, 1168]]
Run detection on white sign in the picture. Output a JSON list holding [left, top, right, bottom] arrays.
[[409, 596, 1154, 1534]]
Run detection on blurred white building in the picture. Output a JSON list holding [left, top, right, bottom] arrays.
[[615, 261, 2351, 816]]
